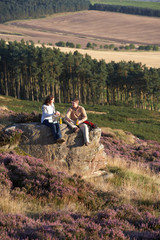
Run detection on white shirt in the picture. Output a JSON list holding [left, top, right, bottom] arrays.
[[41, 104, 57, 123]]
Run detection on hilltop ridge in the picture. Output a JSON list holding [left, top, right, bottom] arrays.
[[0, 96, 160, 239]]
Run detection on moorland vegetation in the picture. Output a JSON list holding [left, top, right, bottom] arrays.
[[0, 97, 160, 239], [0, 151, 159, 239]]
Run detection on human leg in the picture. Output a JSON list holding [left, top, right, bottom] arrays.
[[55, 123, 62, 139], [43, 120, 63, 141], [64, 119, 79, 132], [79, 123, 89, 144]]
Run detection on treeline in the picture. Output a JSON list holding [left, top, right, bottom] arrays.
[[52, 41, 160, 51], [90, 3, 160, 17], [1, 0, 160, 24], [0, 0, 90, 23], [0, 39, 160, 110]]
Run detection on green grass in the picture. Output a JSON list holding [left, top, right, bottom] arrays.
[[1, 95, 160, 142], [104, 162, 160, 211], [85, 104, 160, 142], [0, 95, 70, 115], [91, 0, 160, 10]]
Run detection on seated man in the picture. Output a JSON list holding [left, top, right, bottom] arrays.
[[65, 98, 90, 146]]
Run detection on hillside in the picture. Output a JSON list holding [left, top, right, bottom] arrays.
[[0, 0, 90, 23], [1, 11, 160, 47], [1, 95, 160, 142], [0, 0, 160, 24], [1, 40, 160, 111], [1, 10, 160, 69], [0, 96, 160, 239]]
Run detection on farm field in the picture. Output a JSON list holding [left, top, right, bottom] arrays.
[[91, 0, 160, 10], [54, 46, 160, 68], [0, 11, 160, 67]]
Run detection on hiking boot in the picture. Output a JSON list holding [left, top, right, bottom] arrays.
[[85, 142, 90, 146], [56, 138, 65, 144]]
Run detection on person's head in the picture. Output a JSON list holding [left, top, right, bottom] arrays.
[[44, 95, 54, 105], [72, 98, 79, 108]]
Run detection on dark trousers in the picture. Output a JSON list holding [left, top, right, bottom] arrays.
[[43, 120, 62, 140]]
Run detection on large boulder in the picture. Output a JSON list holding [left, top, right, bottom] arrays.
[[5, 123, 107, 177]]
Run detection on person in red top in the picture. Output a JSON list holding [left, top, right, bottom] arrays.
[[65, 98, 90, 146]]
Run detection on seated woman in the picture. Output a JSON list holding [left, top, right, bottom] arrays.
[[41, 95, 65, 143]]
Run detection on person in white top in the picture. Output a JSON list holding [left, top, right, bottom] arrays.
[[41, 95, 65, 143]]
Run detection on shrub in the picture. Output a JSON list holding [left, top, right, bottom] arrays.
[[104, 44, 109, 49], [101, 134, 160, 172], [0, 128, 23, 147], [138, 45, 145, 50], [145, 45, 153, 51], [129, 44, 135, 49], [66, 41, 75, 48], [109, 44, 115, 49], [125, 45, 130, 50], [0, 153, 103, 210], [0, 207, 160, 239], [76, 43, 81, 48], [86, 42, 93, 48], [55, 41, 66, 47], [153, 45, 159, 51]]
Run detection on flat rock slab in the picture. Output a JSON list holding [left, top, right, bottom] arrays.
[[6, 123, 107, 177]]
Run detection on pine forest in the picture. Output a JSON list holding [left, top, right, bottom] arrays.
[[0, 39, 160, 110]]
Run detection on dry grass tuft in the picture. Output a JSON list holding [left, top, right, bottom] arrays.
[[101, 127, 137, 144], [88, 156, 160, 210], [0, 106, 9, 111], [0, 186, 26, 214]]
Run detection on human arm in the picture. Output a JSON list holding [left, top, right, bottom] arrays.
[[78, 107, 87, 124], [55, 111, 60, 117], [42, 105, 53, 118], [65, 107, 72, 122]]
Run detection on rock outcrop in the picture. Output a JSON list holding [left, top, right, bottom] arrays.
[[5, 123, 107, 177]]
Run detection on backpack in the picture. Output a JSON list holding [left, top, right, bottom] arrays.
[[83, 120, 98, 129]]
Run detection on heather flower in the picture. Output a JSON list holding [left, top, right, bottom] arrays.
[[0, 163, 12, 189], [0, 148, 160, 240], [0, 128, 23, 147], [101, 135, 160, 172], [0, 152, 103, 211]]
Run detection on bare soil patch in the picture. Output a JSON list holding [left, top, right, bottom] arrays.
[[0, 96, 10, 101], [87, 110, 106, 114], [0, 106, 9, 111], [0, 11, 160, 67]]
